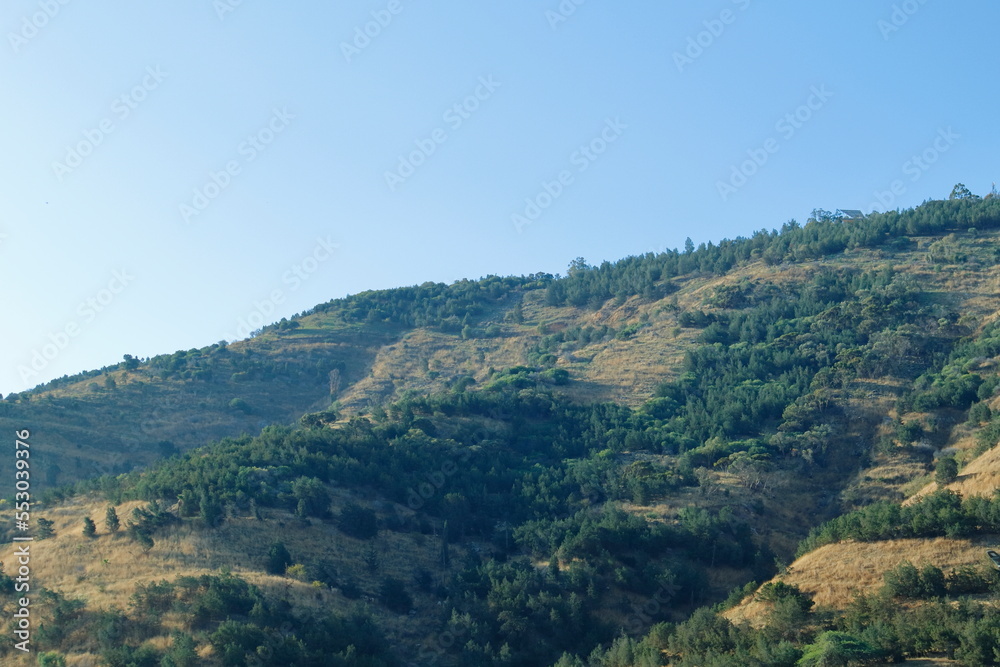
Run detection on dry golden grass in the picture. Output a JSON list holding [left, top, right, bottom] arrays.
[[335, 260, 843, 411], [25, 232, 1000, 502], [844, 457, 925, 506], [725, 534, 1000, 626], [337, 326, 541, 411], [940, 445, 1000, 499], [19, 230, 1000, 663], [5, 493, 463, 661], [907, 423, 1000, 504]]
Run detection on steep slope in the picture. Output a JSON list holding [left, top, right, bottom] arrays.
[[726, 404, 1000, 623], [725, 535, 997, 622], [0, 327, 395, 494], [9, 198, 1000, 665], [0, 494, 461, 665], [7, 198, 1000, 501]]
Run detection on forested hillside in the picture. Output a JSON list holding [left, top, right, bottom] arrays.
[[6, 196, 1000, 497], [8, 192, 1000, 664]]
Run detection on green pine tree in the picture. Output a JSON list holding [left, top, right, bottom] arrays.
[[105, 506, 120, 533]]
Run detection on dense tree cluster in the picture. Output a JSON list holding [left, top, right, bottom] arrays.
[[797, 489, 1000, 555], [545, 197, 1000, 310], [304, 274, 550, 331], [54, 382, 771, 665], [8, 573, 396, 666], [650, 266, 941, 472], [15, 195, 1000, 665], [565, 563, 1000, 666]]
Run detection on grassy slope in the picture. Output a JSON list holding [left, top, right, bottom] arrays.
[[0, 325, 394, 495], [10, 228, 1000, 499], [6, 492, 469, 665], [0, 263, 734, 496], [11, 226, 1000, 663], [683, 230, 1000, 636]]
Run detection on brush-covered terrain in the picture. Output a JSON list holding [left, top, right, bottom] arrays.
[[7, 193, 1000, 665]]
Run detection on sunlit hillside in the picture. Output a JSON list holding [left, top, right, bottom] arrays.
[[10, 198, 1000, 665]]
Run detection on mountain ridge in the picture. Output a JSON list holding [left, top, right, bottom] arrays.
[[8, 195, 1000, 664]]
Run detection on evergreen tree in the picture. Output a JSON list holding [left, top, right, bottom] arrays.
[[132, 529, 154, 553], [199, 493, 223, 528], [266, 541, 292, 575], [511, 301, 524, 323], [105, 506, 120, 533], [798, 631, 880, 666], [379, 576, 413, 613], [37, 518, 55, 540], [440, 521, 451, 570], [935, 456, 959, 485], [364, 543, 381, 574], [949, 183, 978, 200], [37, 653, 66, 667], [162, 631, 198, 667]]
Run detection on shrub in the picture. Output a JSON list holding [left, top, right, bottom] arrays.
[[798, 631, 881, 667], [265, 541, 292, 575], [305, 560, 339, 588], [379, 576, 413, 614], [896, 420, 924, 444], [37, 518, 55, 540], [37, 653, 67, 667], [228, 397, 253, 414], [337, 503, 378, 540], [935, 456, 958, 485], [755, 581, 813, 613], [540, 368, 570, 385]]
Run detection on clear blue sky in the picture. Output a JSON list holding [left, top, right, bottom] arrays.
[[3, 0, 997, 395]]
